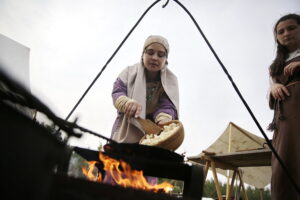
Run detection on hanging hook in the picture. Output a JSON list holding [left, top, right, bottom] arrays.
[[162, 0, 169, 8]]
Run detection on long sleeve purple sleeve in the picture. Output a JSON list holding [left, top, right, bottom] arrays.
[[153, 92, 178, 120], [112, 78, 127, 104]]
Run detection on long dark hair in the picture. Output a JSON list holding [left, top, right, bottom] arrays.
[[269, 13, 300, 78]]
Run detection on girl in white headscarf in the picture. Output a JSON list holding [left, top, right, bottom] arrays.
[[111, 35, 179, 143]]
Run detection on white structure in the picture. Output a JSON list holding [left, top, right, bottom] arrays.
[[0, 33, 30, 90], [0, 33, 33, 117]]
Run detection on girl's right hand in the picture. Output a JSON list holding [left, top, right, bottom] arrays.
[[124, 99, 142, 118], [270, 83, 290, 100]]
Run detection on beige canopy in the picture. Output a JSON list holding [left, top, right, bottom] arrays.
[[189, 122, 271, 189]]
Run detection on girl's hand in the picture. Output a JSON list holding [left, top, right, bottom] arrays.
[[270, 83, 290, 100], [157, 118, 172, 126], [124, 99, 142, 118], [284, 61, 300, 76]]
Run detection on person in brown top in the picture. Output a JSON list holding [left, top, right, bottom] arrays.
[[268, 13, 300, 199]]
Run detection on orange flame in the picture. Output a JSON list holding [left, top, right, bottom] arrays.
[[82, 161, 102, 182], [82, 152, 173, 193]]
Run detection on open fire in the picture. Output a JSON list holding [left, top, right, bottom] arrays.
[[82, 152, 174, 193]]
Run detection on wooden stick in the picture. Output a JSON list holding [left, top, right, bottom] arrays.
[[226, 169, 237, 200], [238, 170, 249, 200], [203, 161, 210, 180], [211, 161, 223, 200]]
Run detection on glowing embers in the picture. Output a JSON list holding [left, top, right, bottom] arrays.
[[82, 152, 173, 193]]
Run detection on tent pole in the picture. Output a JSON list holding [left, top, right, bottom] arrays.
[[260, 188, 263, 200], [238, 170, 249, 200], [226, 123, 233, 199], [227, 169, 237, 200], [211, 161, 223, 200]]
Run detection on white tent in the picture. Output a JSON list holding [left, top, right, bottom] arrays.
[[189, 122, 271, 189]]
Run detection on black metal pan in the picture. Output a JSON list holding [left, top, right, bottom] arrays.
[[73, 142, 184, 164]]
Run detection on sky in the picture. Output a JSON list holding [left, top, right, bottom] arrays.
[[0, 0, 299, 158]]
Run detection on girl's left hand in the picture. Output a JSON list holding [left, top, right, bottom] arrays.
[[157, 118, 171, 126], [284, 61, 300, 76]]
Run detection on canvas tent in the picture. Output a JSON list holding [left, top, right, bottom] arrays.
[[189, 122, 271, 189]]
